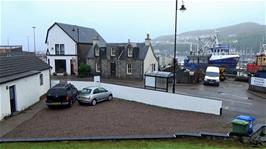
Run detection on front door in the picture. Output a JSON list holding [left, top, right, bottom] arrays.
[[55, 60, 66, 73], [111, 62, 116, 76], [9, 85, 16, 114], [70, 59, 75, 75]]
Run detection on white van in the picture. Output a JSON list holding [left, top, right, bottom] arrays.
[[204, 66, 220, 86]]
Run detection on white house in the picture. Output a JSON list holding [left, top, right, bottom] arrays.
[[45, 22, 105, 75], [0, 55, 51, 120]]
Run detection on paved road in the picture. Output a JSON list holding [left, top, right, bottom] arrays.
[[174, 80, 266, 123]]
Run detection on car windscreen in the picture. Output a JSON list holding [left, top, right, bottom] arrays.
[[206, 72, 219, 77], [79, 88, 92, 95], [47, 89, 66, 96]]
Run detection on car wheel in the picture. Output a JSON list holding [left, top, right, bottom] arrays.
[[47, 105, 53, 109], [91, 99, 97, 106], [108, 95, 113, 101], [68, 100, 73, 107]]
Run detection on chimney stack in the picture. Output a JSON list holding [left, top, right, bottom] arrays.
[[145, 33, 151, 46], [92, 36, 99, 46]]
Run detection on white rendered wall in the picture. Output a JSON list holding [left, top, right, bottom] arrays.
[[46, 24, 76, 55], [0, 70, 50, 120], [46, 24, 78, 75], [144, 46, 159, 73], [48, 56, 77, 75], [63, 80, 222, 115]]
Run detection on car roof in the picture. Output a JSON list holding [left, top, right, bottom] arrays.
[[206, 66, 219, 71], [82, 86, 102, 90], [53, 83, 73, 89]]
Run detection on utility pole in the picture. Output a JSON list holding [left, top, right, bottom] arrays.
[[7, 37, 9, 46], [27, 36, 30, 52], [32, 26, 36, 54]]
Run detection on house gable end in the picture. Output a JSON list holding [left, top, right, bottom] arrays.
[[45, 23, 76, 44]]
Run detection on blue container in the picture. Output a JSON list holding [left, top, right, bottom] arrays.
[[235, 115, 256, 134]]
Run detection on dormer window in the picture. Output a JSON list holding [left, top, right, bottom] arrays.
[[111, 48, 116, 56], [128, 47, 133, 57], [95, 46, 100, 57]]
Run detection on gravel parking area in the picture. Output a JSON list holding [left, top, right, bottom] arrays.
[[3, 99, 230, 138]]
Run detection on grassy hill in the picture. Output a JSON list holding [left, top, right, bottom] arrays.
[[153, 22, 266, 56]]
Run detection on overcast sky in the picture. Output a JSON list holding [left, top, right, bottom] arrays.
[[0, 0, 265, 52]]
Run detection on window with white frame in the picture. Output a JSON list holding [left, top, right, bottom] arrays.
[[95, 47, 100, 57], [127, 64, 132, 75], [151, 64, 156, 71], [128, 47, 133, 57], [55, 44, 64, 55], [111, 48, 116, 56], [39, 74, 43, 86], [96, 63, 101, 72]]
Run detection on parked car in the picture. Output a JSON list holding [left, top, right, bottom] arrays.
[[46, 83, 78, 108], [204, 66, 220, 86], [235, 69, 250, 82], [77, 86, 113, 106]]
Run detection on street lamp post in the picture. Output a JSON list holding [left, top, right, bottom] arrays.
[[27, 36, 30, 52], [172, 0, 186, 93], [32, 26, 36, 54]]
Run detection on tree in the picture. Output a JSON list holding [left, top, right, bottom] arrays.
[[78, 63, 91, 77]]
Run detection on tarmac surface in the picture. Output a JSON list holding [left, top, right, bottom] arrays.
[[173, 79, 266, 124]]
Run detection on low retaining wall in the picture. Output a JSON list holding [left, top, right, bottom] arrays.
[[52, 80, 222, 115]]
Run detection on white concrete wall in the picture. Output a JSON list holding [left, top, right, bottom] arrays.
[[51, 80, 60, 87], [62, 80, 222, 115], [144, 46, 159, 73], [0, 70, 50, 120], [48, 56, 77, 75], [46, 24, 76, 55]]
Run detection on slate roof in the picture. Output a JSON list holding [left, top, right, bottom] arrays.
[[0, 55, 51, 84], [45, 22, 106, 44], [87, 42, 150, 60]]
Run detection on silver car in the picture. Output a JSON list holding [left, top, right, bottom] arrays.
[[77, 86, 113, 106]]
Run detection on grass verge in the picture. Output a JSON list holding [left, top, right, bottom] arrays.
[[0, 138, 264, 149]]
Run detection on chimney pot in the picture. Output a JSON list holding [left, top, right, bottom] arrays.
[[145, 33, 151, 46]]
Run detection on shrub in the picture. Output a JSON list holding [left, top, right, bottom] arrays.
[[78, 63, 91, 77]]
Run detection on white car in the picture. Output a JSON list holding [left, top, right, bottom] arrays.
[[77, 86, 113, 106], [204, 66, 220, 86]]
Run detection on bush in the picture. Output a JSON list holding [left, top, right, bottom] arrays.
[[78, 63, 91, 77]]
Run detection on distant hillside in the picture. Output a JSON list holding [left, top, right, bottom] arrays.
[[153, 22, 266, 56]]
